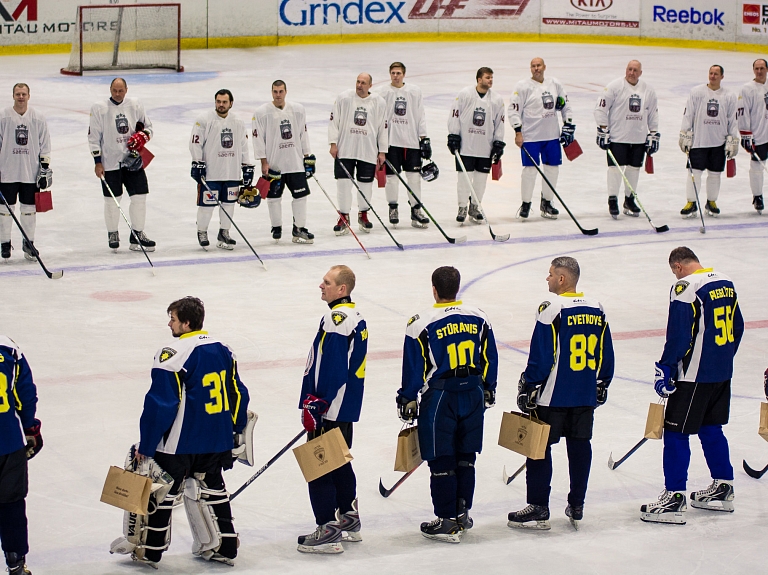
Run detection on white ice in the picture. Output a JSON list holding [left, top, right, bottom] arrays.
[[1, 41, 767, 575]]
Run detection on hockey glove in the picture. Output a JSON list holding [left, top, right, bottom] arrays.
[[242, 164, 255, 188], [396, 393, 418, 424], [447, 134, 461, 155], [740, 130, 755, 153], [555, 96, 567, 111], [24, 419, 43, 459], [653, 362, 676, 398], [127, 130, 150, 152], [516, 372, 539, 414], [256, 168, 282, 199], [484, 389, 496, 409], [301, 394, 329, 433], [191, 161, 206, 184], [645, 132, 660, 156], [560, 123, 576, 147], [725, 135, 739, 160], [596, 381, 609, 406], [764, 367, 768, 401], [121, 151, 143, 172], [36, 164, 53, 190], [596, 127, 611, 151], [304, 154, 316, 178], [679, 130, 693, 154], [420, 137, 433, 160], [491, 140, 506, 164]]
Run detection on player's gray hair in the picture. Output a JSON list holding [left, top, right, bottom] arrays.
[[551, 256, 580, 283]]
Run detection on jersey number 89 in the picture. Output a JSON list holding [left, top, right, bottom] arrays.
[[202, 370, 230, 415], [570, 334, 598, 372]]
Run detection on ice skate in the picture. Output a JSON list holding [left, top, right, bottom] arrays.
[[640, 490, 687, 524], [540, 198, 559, 220], [197, 230, 209, 250], [680, 201, 698, 218], [690, 480, 734, 512], [507, 504, 551, 530], [130, 230, 156, 252], [608, 196, 619, 219], [271, 226, 282, 241], [333, 214, 349, 236], [705, 200, 720, 217], [410, 206, 429, 228], [6, 553, 32, 575], [130, 551, 159, 569], [216, 228, 236, 250], [468, 202, 484, 223], [1, 241, 11, 260], [292, 225, 314, 244], [21, 239, 37, 262], [753, 194, 764, 214], [336, 498, 362, 542], [516, 201, 532, 220], [565, 504, 583, 530], [623, 194, 641, 217], [457, 498, 473, 530], [195, 549, 235, 566], [358, 210, 373, 233], [420, 517, 463, 543], [456, 206, 467, 223], [388, 203, 399, 226], [297, 522, 343, 554]]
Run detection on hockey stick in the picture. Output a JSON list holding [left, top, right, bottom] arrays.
[[502, 462, 526, 485], [384, 160, 467, 245], [607, 149, 669, 233], [453, 151, 510, 242], [230, 429, 307, 500], [685, 154, 706, 234], [337, 161, 404, 250], [607, 438, 648, 470], [200, 178, 267, 271], [0, 192, 63, 279], [743, 459, 768, 479], [379, 461, 424, 498], [99, 176, 154, 275], [310, 175, 371, 259], [521, 147, 599, 236]]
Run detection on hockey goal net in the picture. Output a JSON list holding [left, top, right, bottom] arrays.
[[61, 4, 183, 76]]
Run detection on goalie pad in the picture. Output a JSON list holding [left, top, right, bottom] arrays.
[[232, 411, 258, 466], [184, 474, 237, 556]]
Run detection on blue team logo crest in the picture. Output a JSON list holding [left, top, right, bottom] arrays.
[[304, 347, 314, 376], [541, 91, 555, 110], [707, 99, 719, 118], [538, 301, 551, 313], [15, 124, 28, 146], [158, 347, 177, 363], [115, 113, 130, 134], [473, 107, 486, 126], [354, 107, 368, 126], [407, 314, 419, 326], [220, 128, 233, 149], [280, 119, 293, 140], [674, 280, 689, 295], [629, 94, 641, 113], [394, 97, 407, 116], [331, 311, 347, 325]]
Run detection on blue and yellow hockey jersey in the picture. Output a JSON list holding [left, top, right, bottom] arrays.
[[0, 336, 37, 457]]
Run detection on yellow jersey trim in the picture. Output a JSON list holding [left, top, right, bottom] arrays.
[[434, 300, 462, 308], [180, 330, 208, 340], [561, 292, 584, 297], [693, 268, 714, 274]]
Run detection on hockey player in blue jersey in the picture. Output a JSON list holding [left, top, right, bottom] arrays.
[[397, 266, 498, 543], [641, 247, 743, 524], [510, 257, 614, 530], [0, 337, 41, 575], [298, 265, 367, 554], [114, 297, 250, 567]]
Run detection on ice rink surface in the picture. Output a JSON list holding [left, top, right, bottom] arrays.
[[1, 41, 767, 574]]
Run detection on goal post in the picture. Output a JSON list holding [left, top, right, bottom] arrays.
[[61, 3, 183, 76]]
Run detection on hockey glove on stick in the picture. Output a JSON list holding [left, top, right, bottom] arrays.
[[24, 418, 43, 459], [256, 168, 282, 199], [740, 130, 755, 153], [447, 134, 461, 155], [560, 123, 576, 147], [596, 127, 611, 150], [654, 362, 676, 397], [191, 161, 206, 184], [127, 130, 149, 152], [645, 132, 660, 156], [725, 135, 739, 160], [420, 137, 432, 160], [301, 394, 329, 433], [304, 154, 316, 177], [37, 166, 53, 190], [242, 164, 255, 188], [516, 373, 539, 414], [484, 389, 496, 409], [679, 131, 693, 153], [596, 381, 609, 406], [396, 393, 418, 424], [491, 140, 506, 164]]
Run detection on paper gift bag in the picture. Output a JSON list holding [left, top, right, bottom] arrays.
[[759, 402, 768, 442], [100, 465, 152, 515], [726, 158, 736, 178], [563, 140, 583, 161], [498, 411, 550, 460], [644, 402, 665, 440], [293, 427, 354, 483], [394, 426, 422, 472], [491, 159, 503, 181], [376, 164, 387, 188], [34, 191, 53, 213]]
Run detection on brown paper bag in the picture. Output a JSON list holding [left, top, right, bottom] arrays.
[[100, 465, 153, 515], [759, 402, 768, 442], [644, 402, 665, 440], [293, 427, 354, 482], [394, 426, 422, 472], [498, 411, 550, 460]]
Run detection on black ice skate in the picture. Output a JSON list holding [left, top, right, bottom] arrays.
[[420, 517, 464, 543], [333, 214, 350, 236], [517, 201, 532, 219], [6, 553, 31, 575], [565, 504, 583, 530], [753, 194, 764, 214], [271, 226, 282, 241], [507, 504, 551, 530], [297, 522, 343, 554], [21, 239, 36, 262], [540, 198, 559, 220], [456, 206, 467, 223], [292, 225, 314, 244], [680, 201, 698, 218], [130, 230, 156, 252], [388, 203, 399, 226], [411, 206, 429, 228], [1, 241, 11, 260], [705, 200, 720, 217], [108, 231, 119, 250], [468, 202, 484, 223], [457, 498, 473, 530], [640, 490, 687, 524], [216, 228, 236, 250], [608, 196, 620, 219], [623, 195, 641, 217], [690, 480, 734, 512], [358, 210, 373, 232], [197, 230, 209, 249], [336, 498, 362, 542]]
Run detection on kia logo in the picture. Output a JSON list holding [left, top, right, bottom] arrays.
[[570, 0, 613, 12]]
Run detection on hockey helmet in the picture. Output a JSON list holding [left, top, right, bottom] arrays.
[[420, 161, 439, 182], [238, 187, 262, 209]]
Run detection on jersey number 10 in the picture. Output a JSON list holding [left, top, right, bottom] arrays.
[[447, 341, 476, 369]]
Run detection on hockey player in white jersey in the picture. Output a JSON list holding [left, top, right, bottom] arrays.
[[252, 80, 315, 244], [190, 89, 252, 250], [328, 74, 388, 234], [0, 83, 51, 262], [737, 58, 768, 214], [448, 67, 505, 224], [508, 58, 574, 220], [379, 62, 430, 229], [679, 65, 738, 218], [88, 78, 156, 252], [594, 60, 659, 219]]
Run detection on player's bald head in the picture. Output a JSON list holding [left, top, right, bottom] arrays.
[[627, 60, 642, 71], [531, 57, 545, 68], [110, 77, 127, 90], [754, 59, 768, 70], [357, 73, 372, 85]]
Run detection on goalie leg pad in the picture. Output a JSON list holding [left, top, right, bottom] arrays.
[[184, 473, 238, 560], [232, 411, 258, 466]]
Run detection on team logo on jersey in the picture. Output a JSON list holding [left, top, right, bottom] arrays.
[[538, 301, 551, 313], [304, 347, 314, 376], [707, 99, 719, 118], [629, 94, 641, 113], [541, 91, 555, 110], [280, 119, 293, 140], [14, 124, 28, 146], [673, 280, 689, 296], [331, 311, 347, 325], [115, 113, 130, 134], [473, 107, 486, 126], [407, 314, 420, 326], [354, 107, 368, 126], [394, 97, 407, 116], [158, 347, 177, 363], [220, 128, 233, 149]]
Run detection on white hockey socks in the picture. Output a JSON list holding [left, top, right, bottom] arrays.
[[357, 181, 373, 211], [385, 174, 399, 204], [104, 195, 121, 233], [19, 203, 36, 242], [197, 206, 214, 231], [405, 172, 422, 207], [219, 202, 235, 230], [541, 165, 559, 201], [292, 196, 308, 228], [607, 166, 622, 197], [267, 197, 282, 227], [0, 205, 13, 243], [706, 171, 721, 202], [521, 166, 537, 203], [624, 166, 641, 197], [457, 171, 471, 207], [337, 178, 353, 214], [750, 160, 764, 197], [686, 169, 703, 201], [471, 171, 488, 203], [129, 194, 147, 232]]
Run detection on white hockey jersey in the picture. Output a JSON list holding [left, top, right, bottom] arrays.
[[379, 83, 427, 149], [0, 106, 50, 184], [738, 80, 768, 146], [448, 86, 505, 158], [594, 77, 659, 144], [328, 90, 388, 164], [251, 101, 311, 175], [189, 110, 250, 182], [88, 97, 153, 171], [508, 77, 572, 143], [681, 85, 738, 149]]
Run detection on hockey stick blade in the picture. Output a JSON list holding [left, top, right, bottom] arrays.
[[0, 193, 63, 279], [502, 462, 526, 485], [608, 438, 648, 470], [379, 461, 424, 498], [743, 459, 768, 479], [230, 429, 306, 500], [310, 175, 371, 258], [453, 151, 509, 242], [607, 149, 669, 234]]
